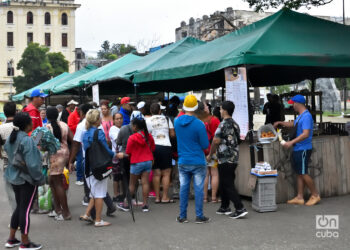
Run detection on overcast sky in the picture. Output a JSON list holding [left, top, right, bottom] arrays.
[[75, 0, 349, 55]]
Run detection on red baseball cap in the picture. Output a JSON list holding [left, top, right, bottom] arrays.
[[120, 97, 134, 105]]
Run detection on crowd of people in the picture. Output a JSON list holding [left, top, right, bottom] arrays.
[[0, 89, 248, 249]]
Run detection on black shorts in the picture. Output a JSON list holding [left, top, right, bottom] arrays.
[[292, 149, 312, 175], [153, 145, 172, 170], [112, 163, 122, 182]]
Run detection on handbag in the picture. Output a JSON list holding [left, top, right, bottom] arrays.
[[86, 129, 113, 180], [289, 111, 307, 140], [12, 144, 29, 174]]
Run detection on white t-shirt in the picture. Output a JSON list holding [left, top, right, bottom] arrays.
[[146, 115, 173, 147], [73, 118, 103, 156], [109, 125, 120, 153], [0, 122, 14, 162]]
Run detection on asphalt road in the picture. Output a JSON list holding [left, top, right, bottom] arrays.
[[0, 173, 349, 250]]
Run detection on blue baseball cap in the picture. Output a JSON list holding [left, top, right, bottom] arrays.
[[288, 94, 305, 104], [30, 89, 48, 98]]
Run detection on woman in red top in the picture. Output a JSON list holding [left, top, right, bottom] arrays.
[[196, 102, 221, 203], [126, 118, 155, 212], [67, 107, 80, 135]]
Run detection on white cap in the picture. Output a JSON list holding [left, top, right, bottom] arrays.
[[137, 101, 146, 110], [160, 105, 166, 110], [67, 100, 79, 105]]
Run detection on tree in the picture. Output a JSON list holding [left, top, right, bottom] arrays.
[[244, 0, 333, 12], [47, 52, 69, 77], [13, 43, 69, 94], [97, 40, 136, 59]]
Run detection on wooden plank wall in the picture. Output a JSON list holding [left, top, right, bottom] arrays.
[[261, 135, 350, 203]]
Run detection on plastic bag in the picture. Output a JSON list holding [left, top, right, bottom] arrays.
[[38, 184, 52, 211]]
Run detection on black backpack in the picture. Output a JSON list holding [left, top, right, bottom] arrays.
[[85, 129, 113, 180]]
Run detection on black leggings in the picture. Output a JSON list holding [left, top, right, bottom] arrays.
[[218, 163, 244, 211], [11, 182, 37, 235]]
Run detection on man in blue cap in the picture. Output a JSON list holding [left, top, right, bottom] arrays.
[[274, 94, 320, 206], [23, 89, 47, 131]]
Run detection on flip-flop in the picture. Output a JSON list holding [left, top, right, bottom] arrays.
[[79, 215, 93, 223], [95, 220, 111, 227], [161, 200, 176, 204]]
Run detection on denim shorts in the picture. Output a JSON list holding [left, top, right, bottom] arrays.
[[130, 161, 152, 175]]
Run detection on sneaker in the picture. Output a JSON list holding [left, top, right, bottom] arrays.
[[48, 210, 58, 217], [19, 242, 42, 250], [216, 207, 232, 215], [106, 205, 117, 217], [142, 205, 149, 212], [113, 195, 124, 203], [195, 216, 211, 224], [75, 181, 84, 186], [5, 238, 21, 248], [116, 203, 130, 212], [176, 216, 189, 223], [305, 195, 321, 206], [82, 196, 89, 206], [148, 191, 156, 198], [54, 214, 64, 221], [229, 208, 248, 219]]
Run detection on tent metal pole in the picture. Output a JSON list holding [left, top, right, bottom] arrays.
[[311, 79, 316, 122], [246, 68, 255, 169], [134, 83, 139, 103], [221, 87, 225, 102], [79, 87, 83, 104]]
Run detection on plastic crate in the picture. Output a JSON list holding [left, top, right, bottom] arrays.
[[252, 177, 277, 212]]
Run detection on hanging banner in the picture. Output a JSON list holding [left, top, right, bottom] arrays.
[[92, 84, 99, 105], [225, 67, 249, 140]]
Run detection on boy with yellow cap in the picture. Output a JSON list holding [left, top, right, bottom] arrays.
[[174, 95, 210, 224]]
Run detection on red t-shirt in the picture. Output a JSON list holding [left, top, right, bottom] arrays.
[[126, 131, 155, 164], [67, 108, 80, 135], [204, 116, 220, 155], [23, 103, 42, 131]]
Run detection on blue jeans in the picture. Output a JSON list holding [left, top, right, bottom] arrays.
[[130, 161, 152, 175], [178, 165, 207, 219], [76, 148, 84, 181]]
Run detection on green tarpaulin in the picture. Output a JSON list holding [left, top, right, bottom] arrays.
[[12, 72, 69, 102], [12, 65, 97, 101], [50, 54, 141, 94], [95, 37, 205, 94], [129, 9, 350, 92]]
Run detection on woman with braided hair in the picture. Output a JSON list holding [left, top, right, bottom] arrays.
[[46, 107, 73, 221]]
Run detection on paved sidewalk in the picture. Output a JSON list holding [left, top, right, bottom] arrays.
[[0, 173, 349, 250]]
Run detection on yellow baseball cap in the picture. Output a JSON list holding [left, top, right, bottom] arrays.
[[183, 95, 198, 112]]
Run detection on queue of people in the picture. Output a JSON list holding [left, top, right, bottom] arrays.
[[1, 88, 324, 249]]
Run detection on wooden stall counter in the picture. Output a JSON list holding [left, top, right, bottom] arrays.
[[235, 136, 350, 204]]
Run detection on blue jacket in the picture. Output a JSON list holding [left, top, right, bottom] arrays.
[[4, 131, 45, 186], [175, 115, 209, 166], [120, 107, 131, 126]]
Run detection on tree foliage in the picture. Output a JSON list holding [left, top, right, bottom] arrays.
[[13, 43, 69, 94], [97, 40, 136, 59], [244, 0, 333, 12]]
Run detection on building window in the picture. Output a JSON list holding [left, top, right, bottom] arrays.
[[62, 33, 68, 47], [7, 11, 13, 24], [7, 60, 15, 77], [61, 13, 68, 25], [27, 32, 33, 45], [45, 12, 51, 25], [182, 31, 187, 38], [7, 32, 13, 47], [27, 11, 33, 24], [45, 33, 51, 47]]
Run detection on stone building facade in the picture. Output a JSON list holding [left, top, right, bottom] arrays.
[[176, 7, 350, 42], [0, 0, 80, 109]]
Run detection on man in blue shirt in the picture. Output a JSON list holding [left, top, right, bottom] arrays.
[[274, 95, 320, 206], [175, 95, 210, 224]]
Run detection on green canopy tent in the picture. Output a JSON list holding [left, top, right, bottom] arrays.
[[128, 9, 350, 93], [11, 65, 97, 102], [94, 37, 206, 94], [50, 53, 141, 95], [11, 72, 69, 101]]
